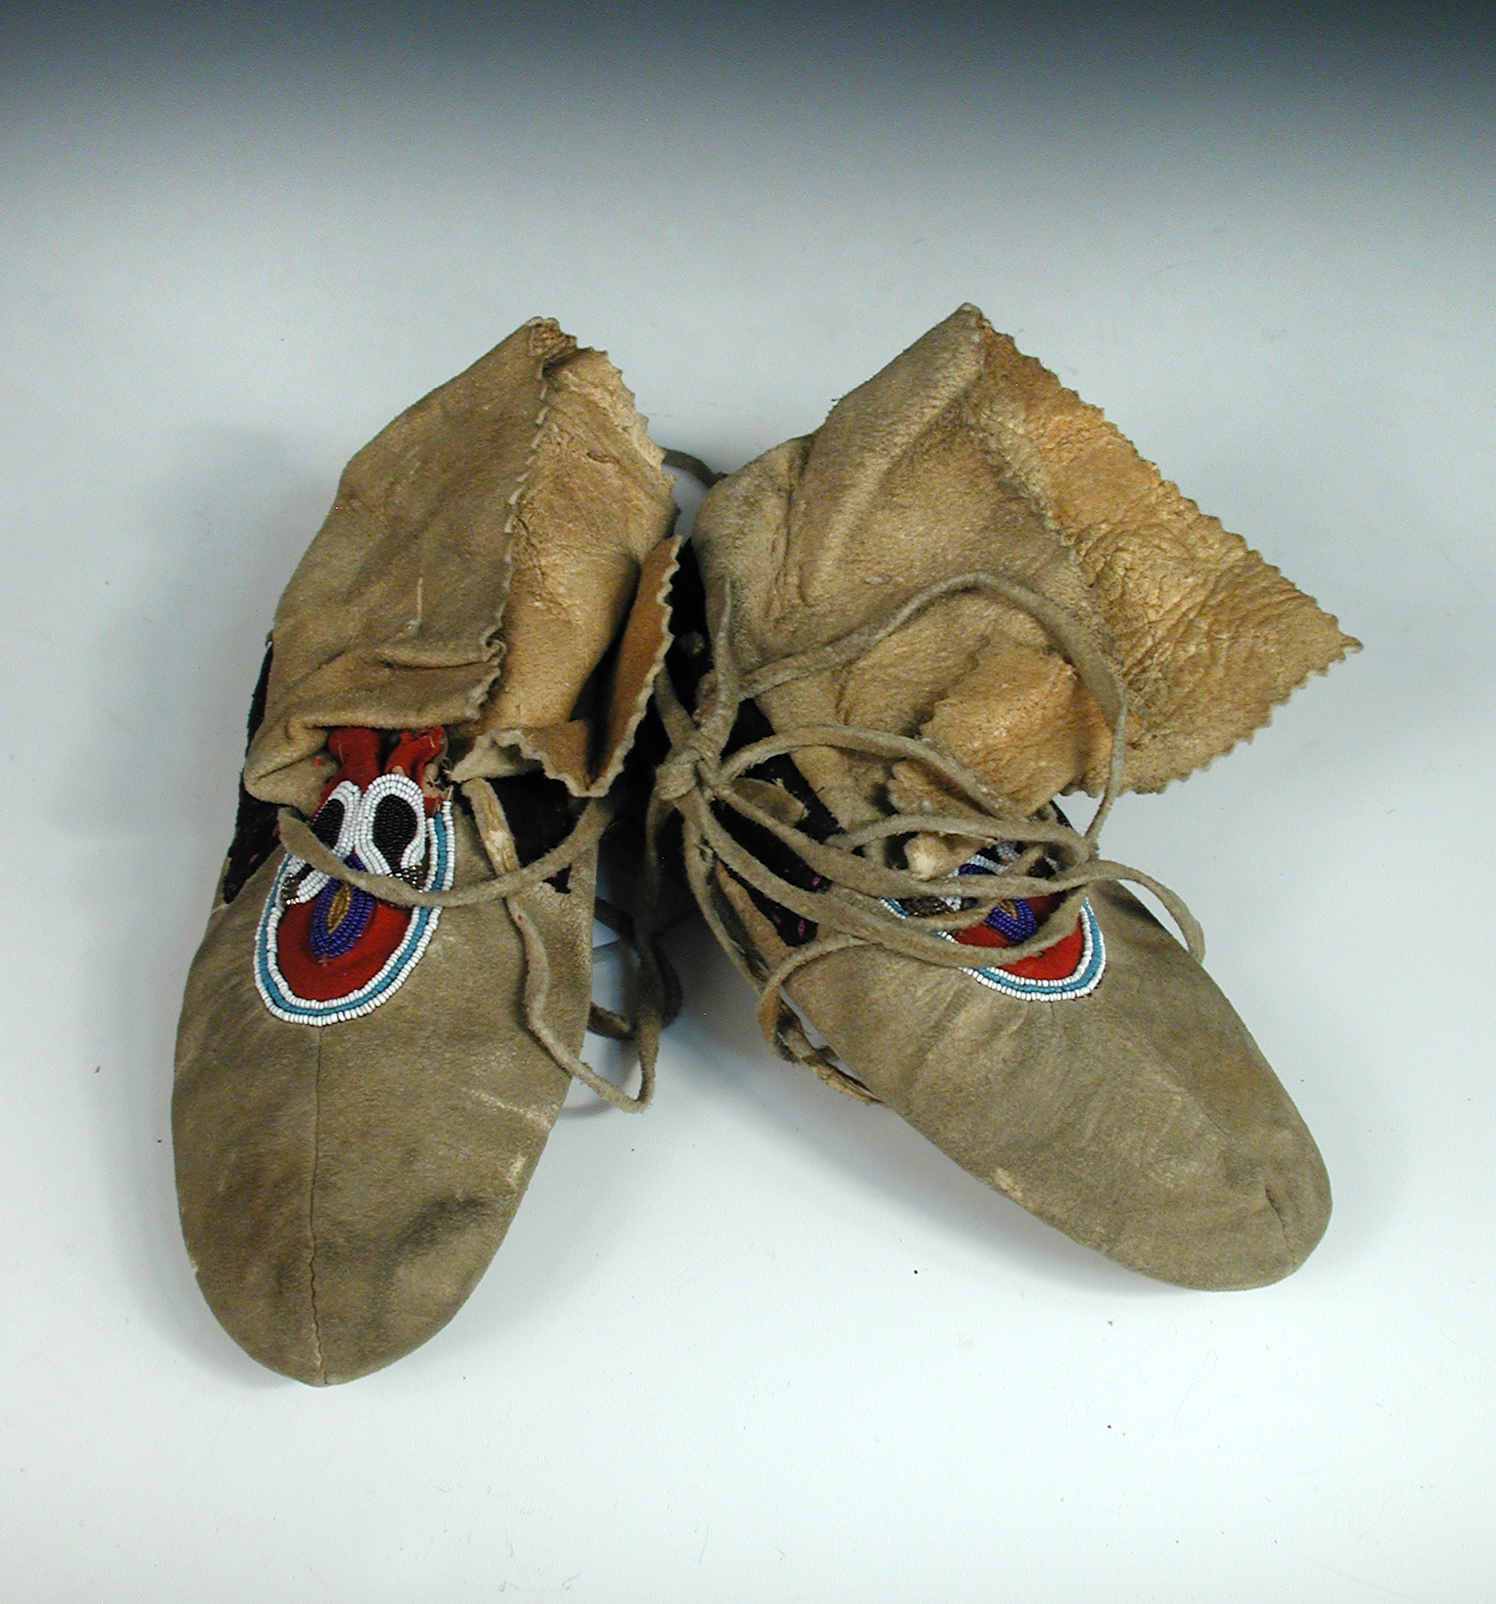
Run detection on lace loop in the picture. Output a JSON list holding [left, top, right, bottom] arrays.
[[275, 796, 615, 909], [633, 569, 1205, 1094]]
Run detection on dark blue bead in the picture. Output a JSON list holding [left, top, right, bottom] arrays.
[[309, 854, 376, 958]]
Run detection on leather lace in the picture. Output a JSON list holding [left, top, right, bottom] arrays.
[[278, 789, 661, 1111], [633, 571, 1204, 1102]]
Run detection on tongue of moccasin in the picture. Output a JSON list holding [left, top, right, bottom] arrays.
[[244, 320, 678, 816], [691, 304, 1356, 835]]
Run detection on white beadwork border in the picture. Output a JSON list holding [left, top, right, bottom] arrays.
[[253, 799, 454, 1027], [885, 891, 1106, 1002]]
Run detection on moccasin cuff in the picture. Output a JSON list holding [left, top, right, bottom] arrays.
[[245, 321, 677, 814], [692, 305, 1357, 814]]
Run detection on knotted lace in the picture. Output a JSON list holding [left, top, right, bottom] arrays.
[[278, 789, 659, 1111], [633, 571, 1204, 1102]]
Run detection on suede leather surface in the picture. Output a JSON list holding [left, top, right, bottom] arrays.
[[714, 868, 1328, 1288], [453, 535, 681, 797], [685, 306, 1341, 1286], [245, 320, 676, 815], [175, 318, 676, 1381], [174, 809, 592, 1384], [693, 304, 1356, 825]]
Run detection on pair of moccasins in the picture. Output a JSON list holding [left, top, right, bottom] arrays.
[[174, 308, 1355, 1384]]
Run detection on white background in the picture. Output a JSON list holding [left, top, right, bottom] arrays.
[[3, 11, 1493, 1600]]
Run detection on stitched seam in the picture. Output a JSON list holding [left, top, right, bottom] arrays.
[[441, 319, 564, 733], [307, 1033, 326, 1383], [480, 320, 559, 664]]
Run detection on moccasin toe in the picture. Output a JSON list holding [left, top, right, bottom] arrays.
[[174, 821, 585, 1383], [1058, 882, 1332, 1288], [712, 868, 1330, 1290], [925, 880, 1330, 1290]]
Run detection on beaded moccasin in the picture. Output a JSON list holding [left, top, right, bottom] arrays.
[[174, 320, 678, 1382], [641, 306, 1355, 1290]]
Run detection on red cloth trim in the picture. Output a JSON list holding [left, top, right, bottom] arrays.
[[276, 898, 412, 999], [273, 726, 448, 998], [952, 890, 1085, 981], [321, 726, 381, 800]]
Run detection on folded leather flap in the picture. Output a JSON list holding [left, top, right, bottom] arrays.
[[246, 322, 677, 813], [693, 305, 1355, 816], [458, 535, 682, 796], [959, 307, 1357, 791]]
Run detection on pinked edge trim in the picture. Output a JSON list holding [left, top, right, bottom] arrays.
[[885, 893, 1106, 1002], [253, 799, 455, 1026]]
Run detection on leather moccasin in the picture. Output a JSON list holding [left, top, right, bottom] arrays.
[[642, 305, 1354, 1290], [175, 319, 678, 1382]]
